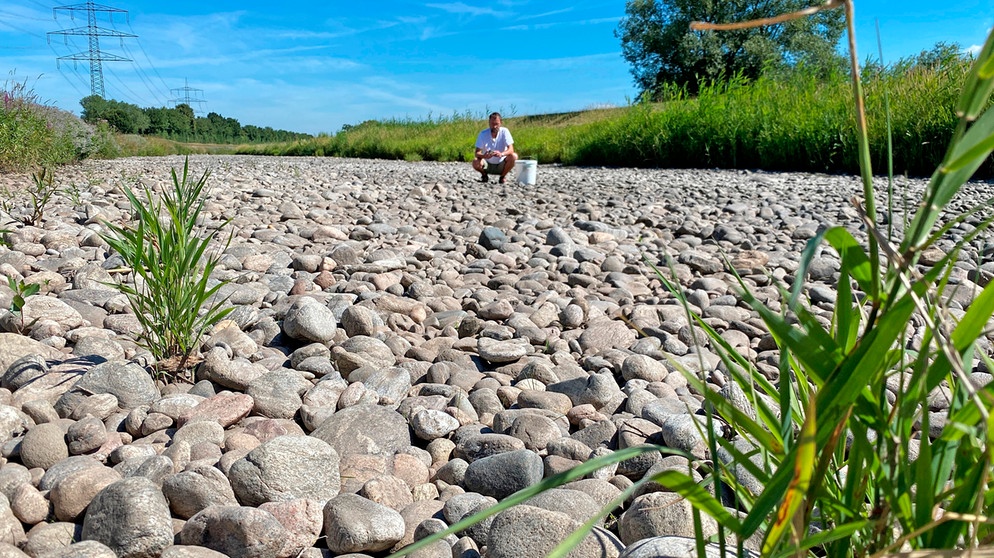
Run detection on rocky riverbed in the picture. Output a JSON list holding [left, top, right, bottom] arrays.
[[0, 155, 991, 558]]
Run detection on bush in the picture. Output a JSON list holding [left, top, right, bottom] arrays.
[[0, 74, 106, 171]]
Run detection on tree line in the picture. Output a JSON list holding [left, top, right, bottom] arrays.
[[79, 96, 312, 144]]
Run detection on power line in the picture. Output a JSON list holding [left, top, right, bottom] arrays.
[[27, 0, 57, 12], [47, 39, 89, 93], [0, 16, 47, 38], [125, 24, 172, 98], [47, 2, 136, 98], [56, 63, 86, 97], [120, 42, 167, 105], [104, 64, 144, 105], [0, 8, 52, 22]]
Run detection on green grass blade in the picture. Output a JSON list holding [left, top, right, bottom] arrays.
[[772, 519, 873, 558], [956, 30, 994, 119], [389, 445, 661, 557], [745, 294, 840, 386], [824, 227, 874, 291], [763, 397, 816, 554], [925, 279, 994, 391], [653, 469, 745, 533], [684, 369, 784, 454], [815, 288, 918, 440], [549, 473, 679, 558], [905, 107, 994, 253]]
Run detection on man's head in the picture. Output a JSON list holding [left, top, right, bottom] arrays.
[[488, 112, 502, 133]]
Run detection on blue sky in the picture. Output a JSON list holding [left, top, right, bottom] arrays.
[[1, 1, 992, 136]]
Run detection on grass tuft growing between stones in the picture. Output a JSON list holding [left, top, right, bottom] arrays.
[[100, 157, 233, 381]]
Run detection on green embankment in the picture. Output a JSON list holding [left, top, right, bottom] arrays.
[[237, 61, 975, 177]]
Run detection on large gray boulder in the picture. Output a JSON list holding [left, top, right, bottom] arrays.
[[358, 367, 412, 406], [245, 368, 312, 419], [81, 477, 173, 558], [42, 540, 116, 558], [162, 464, 238, 519], [442, 492, 497, 545], [50, 465, 122, 521], [618, 492, 718, 544], [487, 504, 623, 558], [229, 435, 340, 506], [282, 298, 338, 343], [259, 498, 324, 557], [323, 493, 405, 554], [309, 404, 411, 458], [178, 505, 290, 558], [463, 449, 544, 500], [19, 422, 68, 470], [524, 488, 604, 525], [619, 536, 760, 558], [63, 360, 160, 410], [331, 335, 396, 377], [2, 353, 79, 407]]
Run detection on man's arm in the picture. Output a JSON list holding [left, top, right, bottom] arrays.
[[498, 129, 515, 157]]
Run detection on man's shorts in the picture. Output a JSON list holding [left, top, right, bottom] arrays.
[[485, 160, 508, 174]]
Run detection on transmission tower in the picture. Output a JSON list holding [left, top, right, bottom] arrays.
[[169, 78, 207, 113], [47, 2, 136, 99]]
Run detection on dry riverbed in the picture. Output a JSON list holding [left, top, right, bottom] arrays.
[[0, 155, 990, 557]]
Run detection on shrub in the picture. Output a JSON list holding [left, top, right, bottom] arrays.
[[0, 74, 106, 171]]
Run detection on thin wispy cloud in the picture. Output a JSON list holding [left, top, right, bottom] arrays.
[[425, 3, 501, 17], [517, 8, 574, 21], [276, 19, 401, 41], [503, 15, 621, 32]]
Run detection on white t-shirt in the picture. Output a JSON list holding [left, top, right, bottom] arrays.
[[475, 127, 514, 164]]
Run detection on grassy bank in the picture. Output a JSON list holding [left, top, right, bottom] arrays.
[[1, 77, 237, 173], [0, 77, 114, 172], [110, 135, 237, 158], [3, 53, 976, 177], [238, 57, 974, 177]]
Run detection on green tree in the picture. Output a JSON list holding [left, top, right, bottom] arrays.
[[79, 95, 109, 122], [79, 96, 149, 134], [616, 0, 846, 96]]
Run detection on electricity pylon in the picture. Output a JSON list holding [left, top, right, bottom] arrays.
[[170, 78, 207, 113], [47, 2, 136, 98]]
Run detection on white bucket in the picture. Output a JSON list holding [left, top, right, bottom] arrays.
[[516, 159, 537, 185]]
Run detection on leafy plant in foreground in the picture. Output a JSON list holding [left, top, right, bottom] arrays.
[[651, 1, 994, 555], [101, 158, 233, 381], [6, 275, 39, 333]]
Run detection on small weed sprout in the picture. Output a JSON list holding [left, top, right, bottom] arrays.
[[0, 186, 14, 215], [101, 158, 233, 381], [6, 276, 39, 333], [23, 168, 59, 226], [61, 181, 85, 208]]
